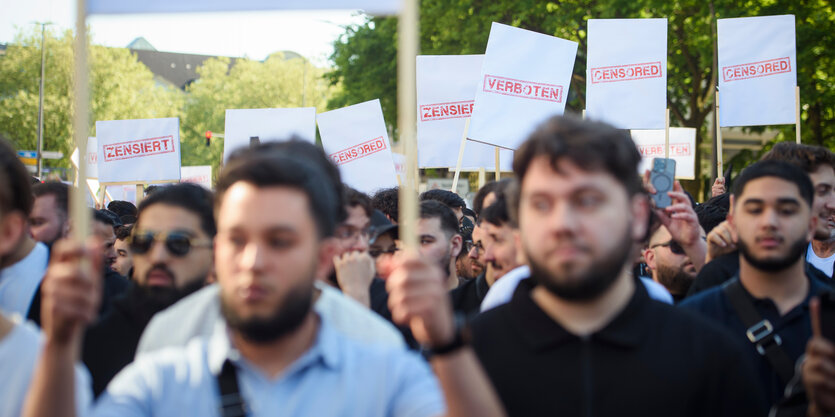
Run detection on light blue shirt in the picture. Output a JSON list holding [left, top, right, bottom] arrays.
[[92, 316, 445, 417]]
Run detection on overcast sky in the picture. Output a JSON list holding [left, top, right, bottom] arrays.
[[1, 0, 368, 66]]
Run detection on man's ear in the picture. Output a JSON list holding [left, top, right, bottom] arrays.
[[0, 212, 26, 257], [643, 248, 656, 272], [630, 194, 650, 242], [450, 234, 463, 259], [315, 237, 339, 282], [727, 194, 736, 228]]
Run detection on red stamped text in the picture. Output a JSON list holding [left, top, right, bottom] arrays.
[[590, 61, 663, 84], [329, 137, 388, 166], [103, 136, 175, 162], [638, 143, 691, 157], [420, 100, 474, 122], [722, 57, 791, 82], [483, 75, 563, 103]]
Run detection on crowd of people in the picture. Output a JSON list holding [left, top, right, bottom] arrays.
[[0, 115, 833, 416]]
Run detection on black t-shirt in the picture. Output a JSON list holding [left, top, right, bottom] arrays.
[[449, 272, 490, 318], [470, 277, 767, 417], [687, 252, 831, 297], [27, 267, 130, 326]]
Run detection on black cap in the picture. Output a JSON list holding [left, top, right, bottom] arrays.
[[369, 209, 398, 244]]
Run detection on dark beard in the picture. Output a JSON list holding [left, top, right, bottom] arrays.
[[221, 282, 313, 344], [125, 278, 206, 326], [528, 226, 633, 301], [738, 235, 808, 272], [654, 263, 694, 296]]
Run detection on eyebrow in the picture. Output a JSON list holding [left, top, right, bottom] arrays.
[[741, 198, 801, 205]]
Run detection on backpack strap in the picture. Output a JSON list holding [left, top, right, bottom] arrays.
[[217, 359, 248, 417]]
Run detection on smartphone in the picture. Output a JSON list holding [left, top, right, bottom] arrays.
[[650, 158, 676, 208], [819, 290, 835, 342]]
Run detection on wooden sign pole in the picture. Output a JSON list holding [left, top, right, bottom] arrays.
[[450, 118, 470, 193], [396, 0, 419, 254], [494, 147, 501, 181], [795, 86, 801, 144], [136, 184, 145, 205], [70, 0, 90, 239], [715, 90, 724, 176], [478, 168, 486, 189], [664, 108, 670, 160]]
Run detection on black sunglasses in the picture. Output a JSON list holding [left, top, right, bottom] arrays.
[[651, 240, 685, 255], [129, 231, 212, 257]]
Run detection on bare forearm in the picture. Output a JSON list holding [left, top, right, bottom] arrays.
[[22, 339, 80, 417], [432, 348, 506, 417]]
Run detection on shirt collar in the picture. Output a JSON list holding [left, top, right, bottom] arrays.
[[509, 276, 650, 352], [733, 271, 831, 319], [208, 313, 342, 377]]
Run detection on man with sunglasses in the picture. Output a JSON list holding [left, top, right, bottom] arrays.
[[81, 183, 215, 396], [643, 222, 706, 303]]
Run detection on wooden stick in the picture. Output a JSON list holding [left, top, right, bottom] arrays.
[[70, 0, 90, 239], [795, 85, 801, 144], [396, 0, 419, 255], [715, 90, 724, 176], [450, 118, 470, 193], [494, 147, 500, 181], [664, 108, 670, 160], [135, 184, 145, 205], [478, 168, 486, 189]]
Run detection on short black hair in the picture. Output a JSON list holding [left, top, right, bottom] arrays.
[[420, 189, 466, 210], [482, 193, 514, 228], [473, 179, 511, 216], [371, 187, 399, 223], [343, 185, 372, 218], [420, 200, 459, 239], [513, 116, 643, 197], [32, 181, 70, 215], [761, 142, 835, 174], [138, 183, 216, 238], [0, 138, 34, 217], [462, 207, 476, 220], [731, 160, 814, 208], [217, 143, 339, 238], [245, 139, 346, 223], [107, 200, 137, 218], [694, 203, 727, 235], [115, 224, 133, 241], [94, 209, 121, 227]]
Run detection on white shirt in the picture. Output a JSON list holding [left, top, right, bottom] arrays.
[[0, 242, 49, 317], [806, 243, 835, 278], [137, 281, 405, 357], [480, 265, 674, 312], [0, 317, 92, 417]]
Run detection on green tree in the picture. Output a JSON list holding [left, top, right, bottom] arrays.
[[0, 27, 183, 176], [181, 53, 337, 175], [328, 0, 835, 199]]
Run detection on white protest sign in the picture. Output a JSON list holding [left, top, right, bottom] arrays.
[[105, 185, 137, 205], [70, 137, 99, 178], [416, 55, 513, 170], [317, 99, 398, 194], [631, 127, 697, 180], [468, 22, 578, 150], [87, 0, 401, 15], [96, 118, 181, 183], [180, 166, 213, 189], [586, 19, 668, 129], [223, 107, 317, 163], [717, 15, 797, 127]]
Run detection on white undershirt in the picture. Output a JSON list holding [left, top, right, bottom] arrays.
[[806, 243, 835, 279], [0, 242, 49, 318]]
